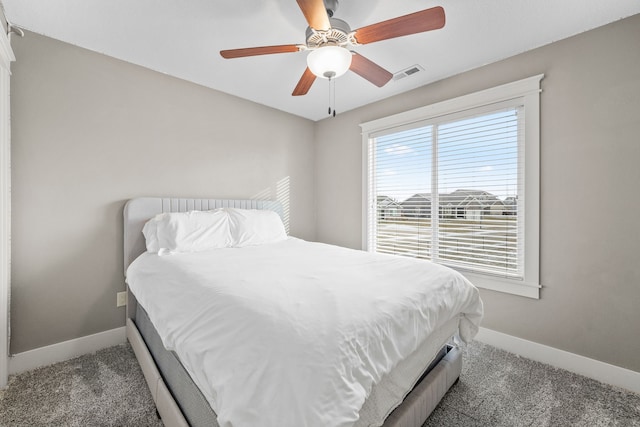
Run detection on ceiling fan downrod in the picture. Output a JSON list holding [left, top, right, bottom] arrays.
[[324, 0, 339, 17]]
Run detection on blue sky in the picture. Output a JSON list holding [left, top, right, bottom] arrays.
[[374, 109, 519, 202]]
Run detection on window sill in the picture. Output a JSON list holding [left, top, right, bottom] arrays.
[[456, 270, 540, 299]]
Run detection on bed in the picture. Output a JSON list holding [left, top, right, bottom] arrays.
[[123, 197, 483, 427]]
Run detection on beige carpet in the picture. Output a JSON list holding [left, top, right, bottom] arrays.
[[0, 344, 161, 426], [1, 341, 639, 426], [426, 342, 640, 426]]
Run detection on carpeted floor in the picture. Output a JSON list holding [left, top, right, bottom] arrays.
[[0, 344, 161, 427], [0, 341, 638, 426], [425, 342, 640, 426]]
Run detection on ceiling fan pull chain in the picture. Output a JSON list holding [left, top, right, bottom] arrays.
[[328, 76, 332, 116], [327, 76, 337, 117], [332, 77, 337, 117]]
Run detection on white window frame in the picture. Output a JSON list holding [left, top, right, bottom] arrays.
[[361, 75, 543, 299]]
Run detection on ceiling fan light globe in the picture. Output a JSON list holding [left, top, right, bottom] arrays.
[[307, 46, 352, 79]]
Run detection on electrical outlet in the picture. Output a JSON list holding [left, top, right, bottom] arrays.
[[116, 291, 127, 307]]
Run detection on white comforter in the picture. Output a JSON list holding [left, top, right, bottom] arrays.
[[126, 238, 483, 427]]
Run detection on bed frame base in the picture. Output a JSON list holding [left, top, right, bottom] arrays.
[[384, 345, 461, 427], [126, 315, 461, 427], [127, 317, 190, 427]]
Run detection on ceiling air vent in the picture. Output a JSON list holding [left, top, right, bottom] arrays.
[[393, 65, 425, 81]]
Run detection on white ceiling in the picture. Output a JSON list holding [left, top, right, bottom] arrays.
[[3, 0, 640, 121]]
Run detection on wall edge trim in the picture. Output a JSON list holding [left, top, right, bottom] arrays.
[[475, 327, 640, 394], [8, 326, 126, 375], [6, 325, 639, 395]]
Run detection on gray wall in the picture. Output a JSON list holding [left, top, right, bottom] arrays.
[[9, 14, 640, 374], [315, 14, 640, 372], [10, 33, 316, 353]]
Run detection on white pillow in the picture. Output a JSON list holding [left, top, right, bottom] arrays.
[[227, 208, 287, 247], [143, 209, 232, 255], [142, 214, 162, 253]]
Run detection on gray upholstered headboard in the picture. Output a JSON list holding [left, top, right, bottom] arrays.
[[123, 198, 284, 276]]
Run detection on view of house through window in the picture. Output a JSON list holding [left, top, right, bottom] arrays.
[[368, 106, 524, 279]]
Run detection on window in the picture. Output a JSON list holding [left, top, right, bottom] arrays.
[[361, 75, 542, 298]]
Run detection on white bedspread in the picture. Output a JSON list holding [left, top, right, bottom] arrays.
[[126, 238, 483, 427]]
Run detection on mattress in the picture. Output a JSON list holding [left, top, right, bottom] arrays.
[[134, 300, 460, 427], [136, 303, 218, 427], [127, 238, 482, 426]]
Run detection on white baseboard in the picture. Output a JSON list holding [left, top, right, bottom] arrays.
[[9, 327, 126, 375], [475, 327, 640, 394], [6, 325, 639, 395]]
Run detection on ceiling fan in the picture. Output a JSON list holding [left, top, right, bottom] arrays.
[[220, 0, 445, 96]]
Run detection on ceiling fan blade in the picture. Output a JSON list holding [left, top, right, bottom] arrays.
[[296, 0, 331, 31], [353, 6, 445, 45], [292, 67, 317, 96], [220, 44, 301, 59], [349, 53, 393, 87]]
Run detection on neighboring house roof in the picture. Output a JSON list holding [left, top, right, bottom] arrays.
[[377, 195, 401, 209], [400, 189, 517, 209], [439, 189, 505, 209], [460, 198, 483, 209], [401, 193, 431, 207], [504, 196, 518, 205], [400, 190, 513, 210], [376, 196, 402, 215], [379, 200, 401, 209]]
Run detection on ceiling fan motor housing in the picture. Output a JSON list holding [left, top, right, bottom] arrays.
[[305, 17, 352, 48]]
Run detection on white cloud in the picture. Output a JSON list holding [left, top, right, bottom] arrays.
[[384, 144, 414, 155]]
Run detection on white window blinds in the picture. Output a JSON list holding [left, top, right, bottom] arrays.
[[368, 105, 525, 279], [368, 125, 433, 258]]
